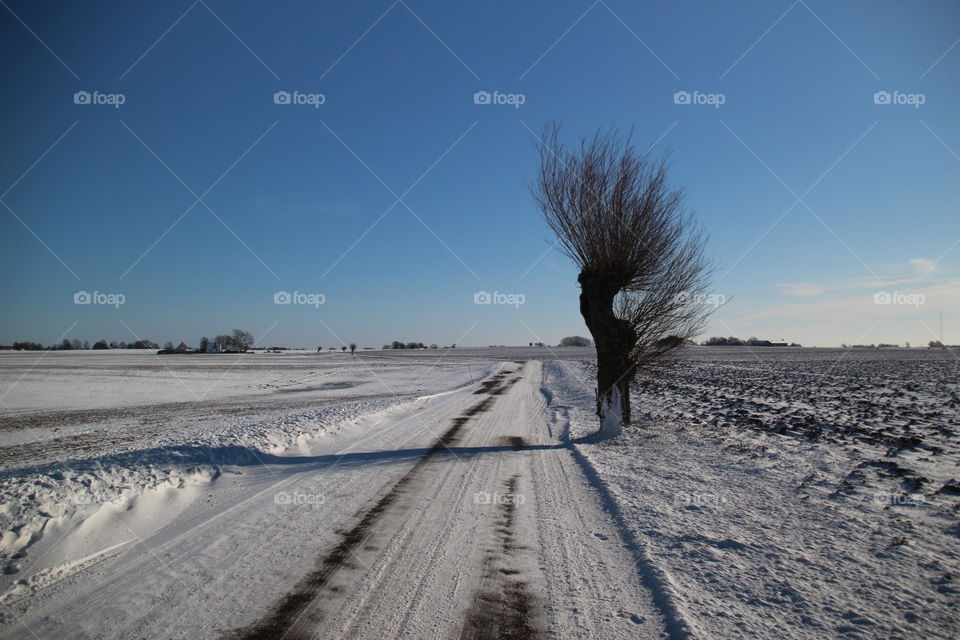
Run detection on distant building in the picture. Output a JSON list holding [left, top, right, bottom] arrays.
[[173, 342, 193, 353], [748, 339, 792, 347]]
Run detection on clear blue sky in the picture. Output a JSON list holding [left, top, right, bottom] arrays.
[[2, 0, 958, 348]]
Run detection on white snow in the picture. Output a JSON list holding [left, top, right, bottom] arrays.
[[0, 347, 956, 638], [549, 352, 960, 639], [598, 384, 623, 440]]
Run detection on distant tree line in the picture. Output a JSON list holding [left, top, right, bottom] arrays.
[[559, 336, 592, 347], [0, 339, 158, 351], [376, 342, 466, 350], [2, 341, 46, 351], [703, 336, 747, 346], [839, 341, 952, 349], [384, 341, 429, 350], [157, 330, 256, 353], [208, 330, 254, 351], [702, 336, 799, 347]]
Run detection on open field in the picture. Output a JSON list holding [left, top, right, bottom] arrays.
[[0, 347, 957, 639]]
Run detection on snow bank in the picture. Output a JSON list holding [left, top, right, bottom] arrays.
[[0, 357, 497, 590]]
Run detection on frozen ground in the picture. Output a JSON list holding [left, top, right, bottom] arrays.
[[0, 347, 956, 639], [550, 350, 960, 639]]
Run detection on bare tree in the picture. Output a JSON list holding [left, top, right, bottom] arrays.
[[349, 343, 356, 355], [232, 329, 254, 352], [533, 124, 714, 438]]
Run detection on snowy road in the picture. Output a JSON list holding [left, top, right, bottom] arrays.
[[2, 360, 672, 639]]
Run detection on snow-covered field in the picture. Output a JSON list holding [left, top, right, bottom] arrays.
[[0, 347, 956, 639]]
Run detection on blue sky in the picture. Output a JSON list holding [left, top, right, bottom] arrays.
[[1, 0, 958, 348]]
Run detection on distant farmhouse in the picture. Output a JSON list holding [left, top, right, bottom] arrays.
[[200, 342, 239, 353], [161, 340, 241, 354]]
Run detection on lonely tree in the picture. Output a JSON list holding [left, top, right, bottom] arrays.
[[533, 125, 714, 438]]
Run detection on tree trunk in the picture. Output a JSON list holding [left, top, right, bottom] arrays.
[[578, 272, 635, 437]]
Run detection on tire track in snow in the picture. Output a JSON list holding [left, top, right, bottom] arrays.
[[460, 470, 545, 640], [332, 404, 509, 638], [229, 369, 523, 640]]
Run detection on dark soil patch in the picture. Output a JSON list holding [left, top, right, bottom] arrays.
[[461, 474, 543, 640]]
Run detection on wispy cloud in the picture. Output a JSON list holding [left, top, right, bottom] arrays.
[[776, 259, 949, 298], [719, 258, 958, 345], [736, 278, 960, 322], [909, 257, 938, 276]]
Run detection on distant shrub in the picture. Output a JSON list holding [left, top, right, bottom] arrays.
[[12, 341, 44, 351], [560, 336, 592, 347], [388, 341, 427, 349], [702, 336, 744, 346]]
